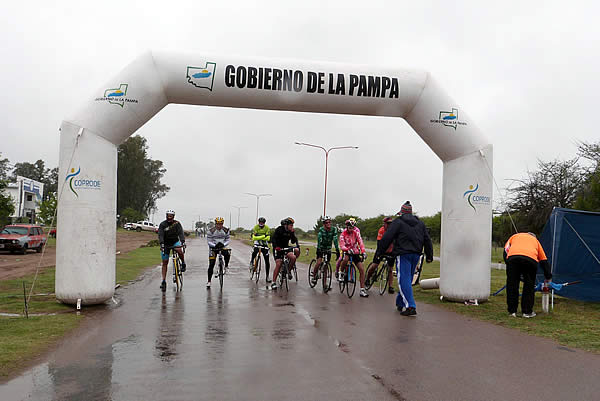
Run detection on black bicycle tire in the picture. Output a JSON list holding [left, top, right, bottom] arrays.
[[339, 268, 346, 293], [412, 254, 425, 286], [255, 255, 261, 283], [283, 260, 289, 292], [323, 262, 332, 293], [250, 255, 256, 280], [365, 262, 378, 290], [347, 264, 356, 298], [379, 263, 390, 295], [219, 258, 224, 290], [293, 263, 298, 282], [178, 255, 184, 290], [308, 259, 317, 288]]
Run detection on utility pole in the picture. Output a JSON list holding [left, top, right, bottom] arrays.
[[294, 142, 358, 216], [244, 193, 272, 222]]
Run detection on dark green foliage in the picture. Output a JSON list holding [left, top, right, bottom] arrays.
[[420, 211, 441, 242], [120, 207, 145, 224], [117, 135, 169, 220], [38, 195, 57, 226]]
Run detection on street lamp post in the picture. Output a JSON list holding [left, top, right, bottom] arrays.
[[244, 193, 272, 222], [232, 206, 248, 229], [294, 142, 358, 216]]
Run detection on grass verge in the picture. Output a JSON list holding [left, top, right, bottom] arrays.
[[241, 239, 600, 353], [0, 245, 160, 379]]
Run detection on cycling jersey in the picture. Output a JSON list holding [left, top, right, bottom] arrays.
[[317, 226, 339, 251], [207, 226, 230, 248], [271, 225, 299, 249], [251, 224, 271, 244], [158, 220, 185, 247], [377, 225, 394, 254], [339, 227, 365, 254]]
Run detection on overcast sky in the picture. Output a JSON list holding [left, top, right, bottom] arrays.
[[2, 1, 599, 230]]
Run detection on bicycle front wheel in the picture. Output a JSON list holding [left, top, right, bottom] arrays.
[[323, 262, 332, 293], [338, 269, 346, 293], [308, 259, 317, 288], [365, 262, 378, 290], [219, 259, 224, 290], [378, 264, 390, 295], [254, 256, 261, 283], [346, 264, 356, 298]]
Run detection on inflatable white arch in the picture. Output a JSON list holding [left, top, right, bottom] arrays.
[[57, 51, 492, 305]]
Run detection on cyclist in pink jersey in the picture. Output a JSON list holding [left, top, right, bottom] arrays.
[[339, 218, 368, 297]]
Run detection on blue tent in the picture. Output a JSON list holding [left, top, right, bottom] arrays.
[[539, 208, 600, 302]]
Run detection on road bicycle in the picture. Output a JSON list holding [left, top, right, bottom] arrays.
[[365, 254, 394, 295], [412, 253, 425, 286], [171, 244, 185, 291], [308, 250, 332, 293], [250, 244, 269, 283], [338, 252, 359, 298], [277, 247, 296, 292], [214, 247, 230, 290]]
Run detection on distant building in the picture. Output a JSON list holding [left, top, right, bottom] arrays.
[[4, 176, 44, 223]]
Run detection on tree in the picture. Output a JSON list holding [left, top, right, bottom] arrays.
[[0, 153, 15, 226], [574, 140, 600, 211], [507, 158, 584, 233], [38, 196, 57, 226], [11, 160, 58, 200], [120, 207, 145, 224], [420, 212, 441, 243], [12, 160, 46, 182], [117, 136, 170, 218]]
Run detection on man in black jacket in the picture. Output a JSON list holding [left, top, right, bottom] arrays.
[[270, 217, 300, 290], [157, 209, 186, 292], [376, 201, 433, 316]]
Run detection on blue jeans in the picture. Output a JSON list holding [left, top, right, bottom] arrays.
[[396, 253, 420, 309]]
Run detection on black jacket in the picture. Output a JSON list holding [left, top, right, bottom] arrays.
[[377, 214, 433, 260], [158, 220, 185, 246], [271, 226, 299, 249]]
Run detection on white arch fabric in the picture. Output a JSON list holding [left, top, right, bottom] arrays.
[[57, 51, 492, 305]]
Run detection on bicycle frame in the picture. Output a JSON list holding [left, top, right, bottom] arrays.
[[251, 244, 269, 283], [171, 245, 185, 291], [278, 246, 295, 292], [214, 247, 230, 290]]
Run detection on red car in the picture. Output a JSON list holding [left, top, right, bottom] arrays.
[[0, 224, 47, 254]]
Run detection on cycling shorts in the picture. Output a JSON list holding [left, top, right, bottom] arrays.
[[161, 241, 182, 261], [344, 252, 363, 263], [209, 247, 230, 260], [316, 249, 332, 260], [274, 248, 295, 260], [374, 254, 395, 266]]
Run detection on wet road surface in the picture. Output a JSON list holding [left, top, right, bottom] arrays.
[[2, 239, 600, 400]]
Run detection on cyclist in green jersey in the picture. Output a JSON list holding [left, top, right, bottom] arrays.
[[250, 217, 272, 283], [310, 216, 340, 286]]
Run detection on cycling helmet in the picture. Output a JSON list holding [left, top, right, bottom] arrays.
[[323, 215, 332, 223], [165, 209, 175, 215], [345, 219, 356, 227], [258, 217, 266, 223], [281, 217, 295, 226], [383, 217, 393, 223], [215, 217, 225, 224]]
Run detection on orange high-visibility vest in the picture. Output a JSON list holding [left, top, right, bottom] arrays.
[[504, 233, 548, 262]]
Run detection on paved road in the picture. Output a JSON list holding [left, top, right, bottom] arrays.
[[1, 239, 599, 400]]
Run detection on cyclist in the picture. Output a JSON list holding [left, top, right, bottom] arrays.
[[250, 217, 272, 283], [206, 217, 231, 288], [270, 217, 300, 290], [310, 216, 340, 286], [365, 216, 395, 294], [158, 209, 186, 292], [335, 217, 359, 280], [339, 218, 369, 297]]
